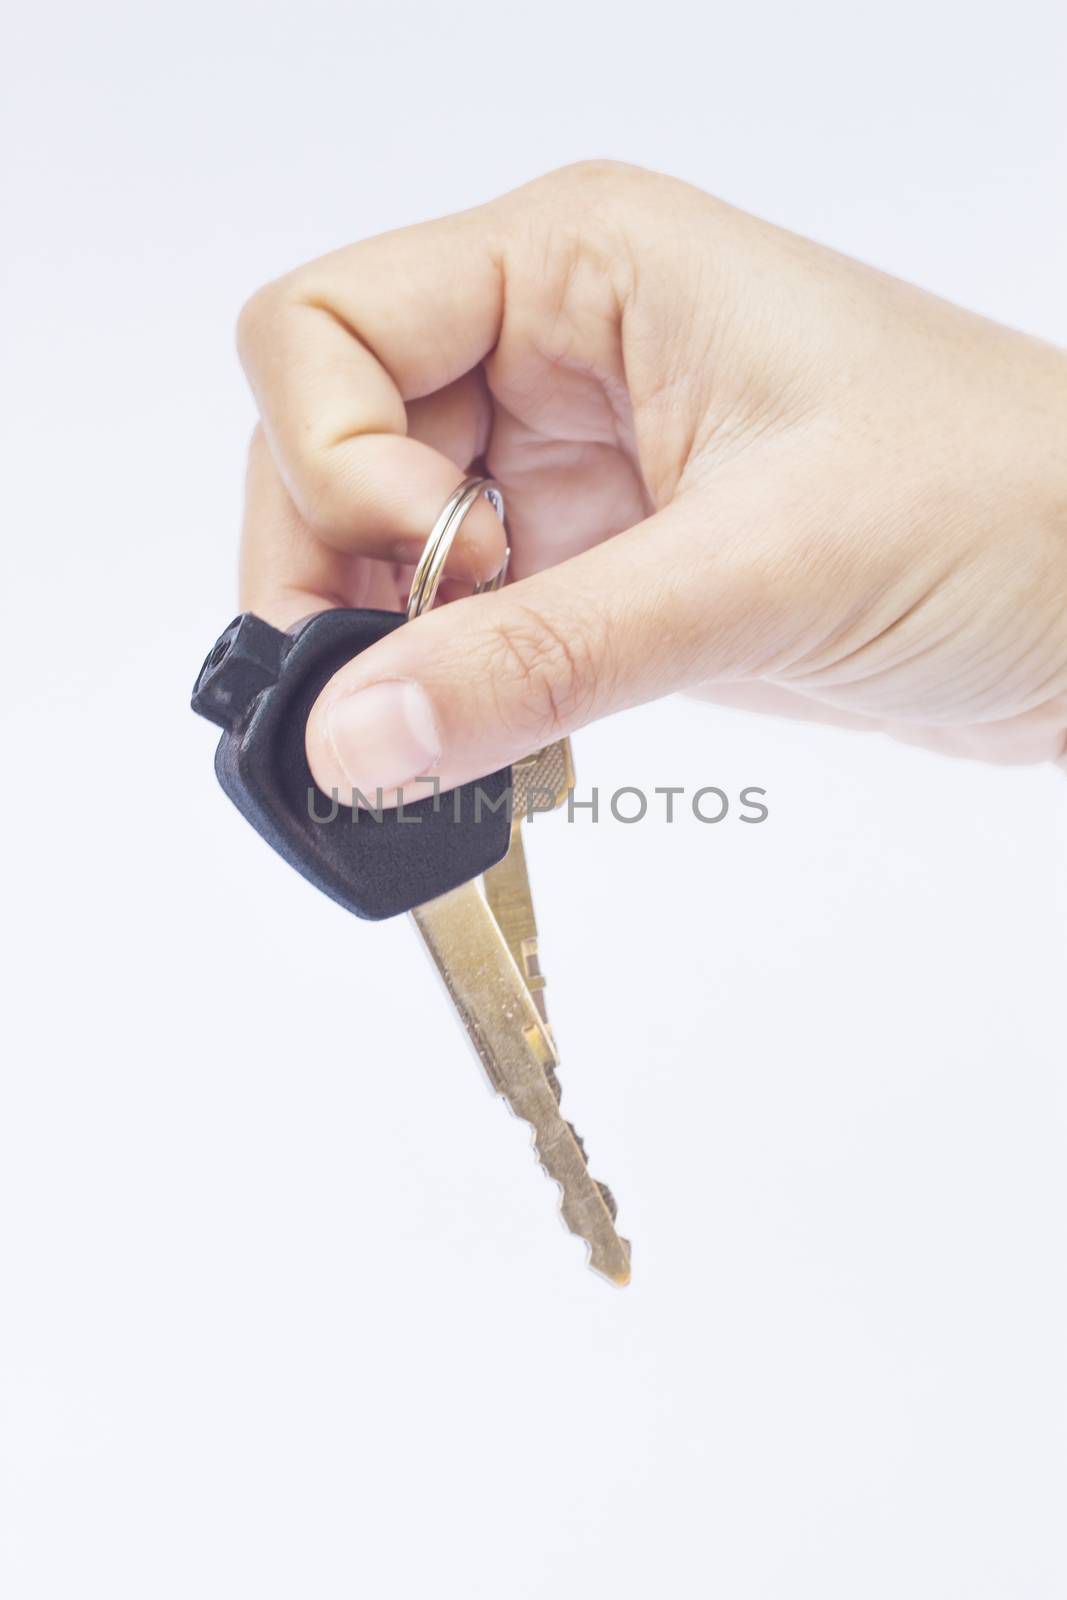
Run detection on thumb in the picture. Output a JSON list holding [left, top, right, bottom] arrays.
[[305, 503, 776, 804]]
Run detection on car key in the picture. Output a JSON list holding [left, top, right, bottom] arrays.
[[191, 477, 630, 1285], [481, 739, 622, 1223]]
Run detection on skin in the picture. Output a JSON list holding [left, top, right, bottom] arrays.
[[235, 161, 1067, 802]]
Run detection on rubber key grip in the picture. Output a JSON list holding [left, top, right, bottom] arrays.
[[191, 609, 512, 920]]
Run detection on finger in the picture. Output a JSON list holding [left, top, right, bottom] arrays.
[[236, 209, 506, 584], [405, 368, 491, 468], [303, 491, 796, 806], [239, 428, 402, 627]]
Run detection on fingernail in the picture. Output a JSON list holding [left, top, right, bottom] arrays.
[[324, 681, 440, 796]]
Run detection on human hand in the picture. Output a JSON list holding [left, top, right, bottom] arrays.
[[235, 161, 1067, 800]]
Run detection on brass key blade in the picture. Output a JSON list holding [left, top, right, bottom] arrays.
[[411, 880, 631, 1286]]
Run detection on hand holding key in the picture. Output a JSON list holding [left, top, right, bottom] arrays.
[[237, 161, 1067, 789], [208, 161, 1067, 1282]]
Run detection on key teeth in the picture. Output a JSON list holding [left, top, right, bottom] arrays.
[[565, 1120, 587, 1161], [410, 879, 628, 1282], [563, 1128, 620, 1228], [508, 1107, 631, 1287]]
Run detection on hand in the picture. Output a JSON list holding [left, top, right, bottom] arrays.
[[235, 161, 1067, 801]]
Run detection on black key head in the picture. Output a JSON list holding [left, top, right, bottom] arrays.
[[191, 610, 512, 920]]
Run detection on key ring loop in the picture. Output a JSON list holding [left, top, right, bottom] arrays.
[[406, 476, 510, 621]]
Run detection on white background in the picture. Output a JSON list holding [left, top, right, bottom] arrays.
[[3, 2, 1066, 1595]]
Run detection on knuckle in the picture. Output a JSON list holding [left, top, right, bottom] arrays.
[[235, 280, 282, 366], [235, 269, 310, 366], [518, 162, 645, 311], [481, 602, 601, 741], [552, 158, 642, 192]]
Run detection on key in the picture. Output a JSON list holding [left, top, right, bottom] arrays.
[[412, 879, 629, 1284], [483, 740, 624, 1222], [419, 736, 628, 1283], [191, 607, 631, 1285]]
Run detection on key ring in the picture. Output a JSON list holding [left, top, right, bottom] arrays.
[[406, 476, 510, 621]]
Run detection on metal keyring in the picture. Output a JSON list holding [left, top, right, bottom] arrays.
[[406, 475, 510, 621]]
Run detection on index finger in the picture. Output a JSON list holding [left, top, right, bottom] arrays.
[[236, 203, 507, 577]]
